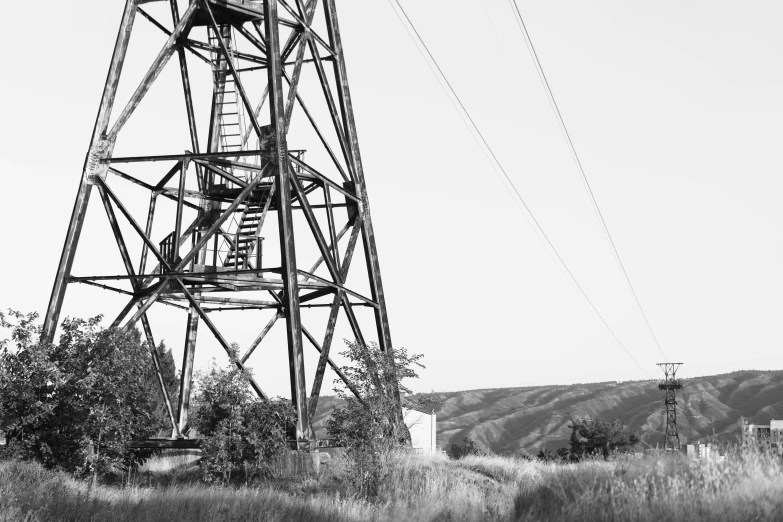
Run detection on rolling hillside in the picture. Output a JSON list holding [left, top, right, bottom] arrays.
[[313, 370, 783, 455]]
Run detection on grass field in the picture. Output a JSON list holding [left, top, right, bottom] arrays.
[[3, 449, 783, 521]]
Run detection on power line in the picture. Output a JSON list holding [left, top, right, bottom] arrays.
[[508, 0, 668, 363], [385, 0, 652, 379]]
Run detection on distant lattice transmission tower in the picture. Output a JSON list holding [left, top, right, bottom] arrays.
[[657, 363, 683, 451], [42, 0, 402, 448]]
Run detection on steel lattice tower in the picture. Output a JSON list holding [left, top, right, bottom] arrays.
[[42, 0, 402, 446], [657, 363, 683, 451]]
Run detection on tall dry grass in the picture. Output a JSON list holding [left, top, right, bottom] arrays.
[[3, 449, 783, 521], [515, 450, 783, 521]]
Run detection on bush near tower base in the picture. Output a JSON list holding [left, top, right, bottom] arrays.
[[190, 358, 295, 485], [0, 310, 177, 480], [326, 340, 424, 498]]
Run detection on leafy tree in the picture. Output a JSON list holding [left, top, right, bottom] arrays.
[[447, 437, 484, 459], [191, 359, 294, 485], [536, 418, 639, 462], [0, 310, 170, 480], [326, 340, 423, 498], [568, 417, 640, 460]]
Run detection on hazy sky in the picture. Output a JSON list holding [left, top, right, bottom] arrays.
[[1, 0, 782, 397]]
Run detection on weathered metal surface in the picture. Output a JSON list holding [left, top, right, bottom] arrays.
[[177, 305, 200, 434], [265, 0, 313, 441], [45, 0, 404, 448], [302, 325, 364, 404], [282, 70, 348, 181], [288, 154, 357, 201], [42, 0, 138, 343], [324, 0, 392, 353], [107, 149, 270, 164], [283, 0, 319, 129], [97, 185, 179, 435], [108, 4, 198, 140], [309, 216, 361, 420], [323, 0, 406, 437], [138, 7, 210, 64], [121, 165, 272, 328], [177, 282, 269, 400], [242, 310, 282, 364]]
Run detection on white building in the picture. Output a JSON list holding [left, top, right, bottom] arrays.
[[686, 443, 712, 459], [404, 407, 436, 452], [743, 419, 783, 454]]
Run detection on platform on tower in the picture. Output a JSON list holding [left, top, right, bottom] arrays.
[[140, 0, 266, 25], [194, 0, 266, 26]]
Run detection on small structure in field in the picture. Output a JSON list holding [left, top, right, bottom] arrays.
[[404, 407, 436, 452], [686, 442, 723, 461], [742, 419, 783, 454], [686, 443, 711, 459]]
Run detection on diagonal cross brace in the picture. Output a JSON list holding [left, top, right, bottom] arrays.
[[108, 2, 199, 140], [237, 217, 352, 365], [119, 163, 272, 328], [96, 178, 269, 400], [96, 185, 180, 436]]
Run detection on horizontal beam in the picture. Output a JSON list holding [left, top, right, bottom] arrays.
[[70, 273, 329, 294], [164, 296, 280, 307], [137, 7, 210, 64], [192, 161, 248, 188], [69, 268, 280, 282], [155, 301, 374, 313], [289, 155, 358, 202], [109, 167, 154, 191], [105, 149, 271, 164], [184, 38, 266, 65], [74, 279, 134, 296], [109, 167, 202, 211], [297, 269, 377, 307]]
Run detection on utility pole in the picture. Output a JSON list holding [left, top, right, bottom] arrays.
[[42, 0, 403, 448], [657, 363, 683, 451]]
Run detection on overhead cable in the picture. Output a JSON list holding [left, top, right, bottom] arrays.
[[508, 0, 668, 362], [386, 0, 652, 379]]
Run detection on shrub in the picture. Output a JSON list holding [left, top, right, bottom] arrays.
[[191, 360, 294, 485], [0, 310, 171, 480], [448, 437, 484, 460], [537, 417, 640, 463], [568, 417, 639, 461], [326, 340, 423, 498]]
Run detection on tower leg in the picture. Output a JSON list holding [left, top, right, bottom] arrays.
[[323, 0, 407, 441], [42, 0, 138, 343], [265, 0, 313, 441], [176, 305, 200, 436], [43, 182, 93, 343]]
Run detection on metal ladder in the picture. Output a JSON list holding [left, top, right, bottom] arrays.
[[209, 25, 245, 155], [208, 23, 263, 270]]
